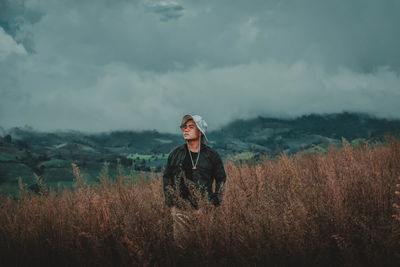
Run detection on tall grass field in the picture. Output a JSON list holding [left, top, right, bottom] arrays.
[[1, 138, 399, 266]]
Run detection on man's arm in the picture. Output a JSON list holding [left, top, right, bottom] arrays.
[[162, 152, 175, 207], [211, 151, 226, 207]]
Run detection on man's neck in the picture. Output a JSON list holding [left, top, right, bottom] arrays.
[[187, 139, 200, 152]]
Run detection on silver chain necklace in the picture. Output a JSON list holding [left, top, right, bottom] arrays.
[[187, 136, 201, 170]]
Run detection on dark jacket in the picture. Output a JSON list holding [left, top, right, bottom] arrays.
[[163, 142, 226, 209]]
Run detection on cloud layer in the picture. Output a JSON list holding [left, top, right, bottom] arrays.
[[0, 0, 399, 133]]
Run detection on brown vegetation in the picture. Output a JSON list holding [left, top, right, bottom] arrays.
[[1, 138, 400, 266]]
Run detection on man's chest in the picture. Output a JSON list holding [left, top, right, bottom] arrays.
[[183, 151, 213, 172]]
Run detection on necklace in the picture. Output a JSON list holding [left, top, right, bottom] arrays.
[[187, 137, 201, 170]]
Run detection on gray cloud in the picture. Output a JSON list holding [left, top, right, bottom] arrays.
[[146, 1, 184, 21], [0, 0, 399, 133]]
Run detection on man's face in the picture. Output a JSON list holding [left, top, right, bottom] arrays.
[[181, 119, 201, 141]]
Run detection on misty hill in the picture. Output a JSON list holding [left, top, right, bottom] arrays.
[[1, 112, 399, 195], [210, 112, 399, 156]]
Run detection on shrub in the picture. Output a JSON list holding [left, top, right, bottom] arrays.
[[0, 138, 399, 266]]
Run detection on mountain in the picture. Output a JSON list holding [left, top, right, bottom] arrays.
[[1, 112, 399, 195], [210, 112, 399, 157]]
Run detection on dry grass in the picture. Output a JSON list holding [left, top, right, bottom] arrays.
[[1, 137, 400, 266]]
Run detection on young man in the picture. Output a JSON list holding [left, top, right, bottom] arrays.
[[162, 114, 226, 242]]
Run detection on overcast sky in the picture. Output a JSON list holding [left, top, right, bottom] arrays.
[[1, 0, 400, 133]]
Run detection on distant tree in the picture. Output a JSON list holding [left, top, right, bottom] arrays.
[[16, 140, 29, 149], [120, 157, 132, 166], [38, 154, 49, 162], [4, 134, 11, 143]]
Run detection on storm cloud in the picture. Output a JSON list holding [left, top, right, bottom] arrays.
[[0, 0, 399, 133]]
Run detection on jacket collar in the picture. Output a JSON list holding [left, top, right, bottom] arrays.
[[179, 142, 207, 151]]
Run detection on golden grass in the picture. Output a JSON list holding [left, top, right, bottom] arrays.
[[1, 137, 400, 266]]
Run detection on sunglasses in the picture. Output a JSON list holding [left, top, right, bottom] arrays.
[[181, 125, 195, 132]]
